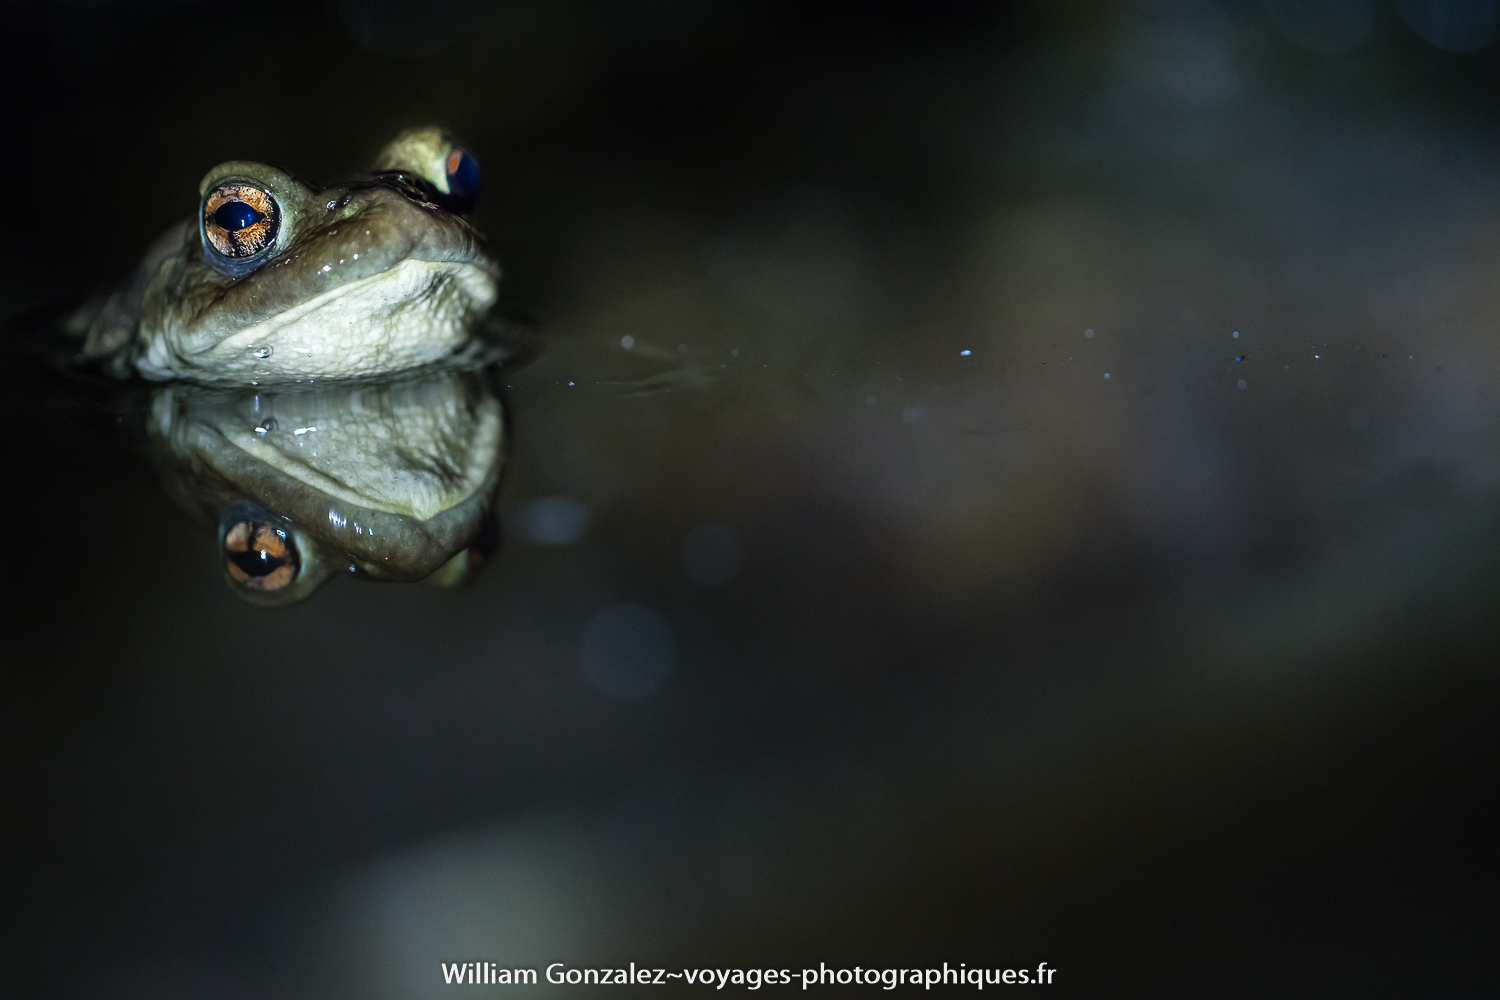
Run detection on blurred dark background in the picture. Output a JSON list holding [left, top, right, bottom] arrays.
[[4, 1, 1499, 996]]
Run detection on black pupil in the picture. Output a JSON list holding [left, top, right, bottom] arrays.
[[214, 201, 263, 232], [229, 546, 286, 578]]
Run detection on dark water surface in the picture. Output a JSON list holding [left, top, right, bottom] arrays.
[[5, 2, 1497, 997]]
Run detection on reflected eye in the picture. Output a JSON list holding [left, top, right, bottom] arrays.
[[224, 520, 298, 591], [443, 147, 480, 208], [203, 183, 279, 260]]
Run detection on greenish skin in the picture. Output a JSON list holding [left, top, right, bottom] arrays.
[[147, 365, 505, 605], [81, 127, 502, 384]]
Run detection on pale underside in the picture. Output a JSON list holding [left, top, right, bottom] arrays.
[[217, 390, 503, 521], [138, 259, 498, 383]]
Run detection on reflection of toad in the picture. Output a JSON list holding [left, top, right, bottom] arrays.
[[145, 366, 505, 605], [74, 127, 502, 384], [224, 520, 298, 592]]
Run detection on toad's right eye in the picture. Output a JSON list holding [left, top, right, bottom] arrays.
[[203, 183, 280, 261]]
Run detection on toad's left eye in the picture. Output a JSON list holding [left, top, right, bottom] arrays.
[[203, 183, 280, 261], [444, 148, 480, 210]]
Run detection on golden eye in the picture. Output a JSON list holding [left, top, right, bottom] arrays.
[[203, 183, 279, 260], [224, 520, 298, 591]]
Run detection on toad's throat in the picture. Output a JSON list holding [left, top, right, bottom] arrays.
[[139, 259, 498, 382]]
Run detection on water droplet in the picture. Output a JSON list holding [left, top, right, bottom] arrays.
[[731, 348, 740, 357], [253, 418, 276, 435], [1237, 379, 1248, 390], [621, 335, 635, 349], [251, 346, 272, 359], [1085, 328, 1095, 338], [1104, 372, 1111, 379], [960, 349, 972, 356], [1232, 331, 1240, 339]]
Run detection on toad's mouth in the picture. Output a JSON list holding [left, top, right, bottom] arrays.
[[139, 258, 498, 383]]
